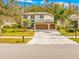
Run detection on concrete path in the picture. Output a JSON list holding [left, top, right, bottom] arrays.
[[67, 36, 79, 38], [0, 44, 79, 59], [27, 30, 77, 45]]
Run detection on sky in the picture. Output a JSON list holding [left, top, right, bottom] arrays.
[[17, 0, 79, 6], [16, 0, 79, 3], [3, 0, 79, 6]]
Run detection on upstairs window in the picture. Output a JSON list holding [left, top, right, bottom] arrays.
[[31, 15, 35, 19], [40, 15, 44, 19], [24, 15, 28, 19]]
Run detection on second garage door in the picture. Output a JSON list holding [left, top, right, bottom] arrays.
[[50, 24, 55, 29]]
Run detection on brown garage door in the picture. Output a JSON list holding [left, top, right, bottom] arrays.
[[50, 24, 55, 29], [36, 23, 48, 29]]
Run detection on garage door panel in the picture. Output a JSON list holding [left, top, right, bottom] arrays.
[[35, 23, 55, 29], [36, 24, 48, 29], [50, 24, 55, 29]]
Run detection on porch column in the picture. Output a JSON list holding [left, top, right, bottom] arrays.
[[34, 24, 36, 30], [55, 25, 57, 30], [48, 24, 50, 30]]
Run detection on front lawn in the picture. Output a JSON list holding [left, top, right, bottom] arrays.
[[0, 38, 31, 44], [0, 32, 34, 36], [70, 38, 79, 43], [58, 28, 79, 36], [0, 28, 35, 36]]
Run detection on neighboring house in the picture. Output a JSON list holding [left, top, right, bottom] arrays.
[[70, 14, 79, 29], [22, 12, 55, 30]]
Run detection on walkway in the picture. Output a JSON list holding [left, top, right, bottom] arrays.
[[67, 36, 79, 38], [27, 30, 77, 45]]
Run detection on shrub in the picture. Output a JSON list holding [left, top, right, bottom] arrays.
[[57, 26, 61, 30], [1, 28, 5, 33], [2, 28, 15, 33], [65, 28, 75, 33], [11, 24, 18, 28], [65, 21, 77, 33], [17, 23, 22, 28], [3, 25, 11, 28]]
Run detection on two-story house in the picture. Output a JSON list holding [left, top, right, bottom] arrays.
[[22, 12, 55, 30]]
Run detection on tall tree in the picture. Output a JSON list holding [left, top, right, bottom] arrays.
[[49, 3, 70, 28], [0, 0, 4, 6], [7, 0, 16, 8]]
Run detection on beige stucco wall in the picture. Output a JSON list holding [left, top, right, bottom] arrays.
[[27, 14, 54, 22], [44, 15, 54, 21]]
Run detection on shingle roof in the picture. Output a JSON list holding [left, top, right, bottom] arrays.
[[24, 12, 52, 15]]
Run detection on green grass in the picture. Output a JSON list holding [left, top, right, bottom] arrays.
[[0, 32, 34, 36], [0, 28, 35, 36], [58, 28, 79, 36], [70, 38, 79, 43], [0, 38, 32, 44], [0, 28, 33, 44]]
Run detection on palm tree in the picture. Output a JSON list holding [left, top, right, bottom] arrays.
[[50, 3, 70, 29], [7, 0, 16, 8]]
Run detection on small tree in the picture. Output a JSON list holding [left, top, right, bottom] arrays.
[[22, 19, 33, 29]]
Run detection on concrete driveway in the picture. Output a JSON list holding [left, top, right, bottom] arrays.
[[27, 30, 77, 45]]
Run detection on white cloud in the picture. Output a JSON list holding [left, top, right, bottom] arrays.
[[17, 0, 24, 2], [25, 0, 33, 3], [40, 1, 45, 4], [40, 1, 52, 4], [49, 1, 52, 3], [17, 0, 37, 3], [55, 2, 79, 8], [54, 2, 69, 8]]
